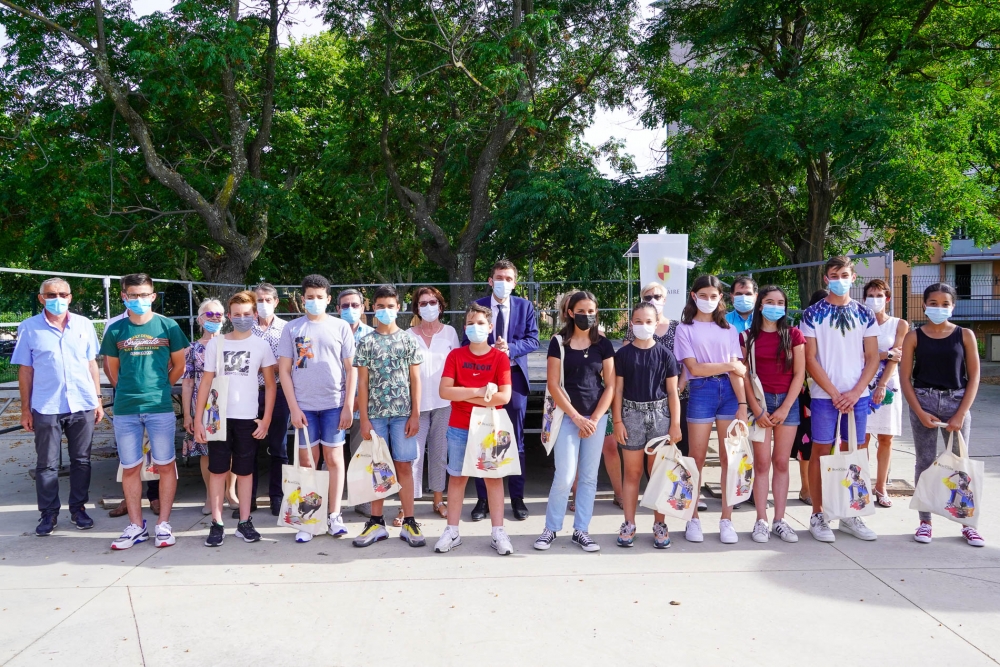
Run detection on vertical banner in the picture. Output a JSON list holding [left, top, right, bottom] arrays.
[[637, 234, 689, 322]]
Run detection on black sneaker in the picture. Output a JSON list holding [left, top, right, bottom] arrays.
[[235, 517, 261, 543], [205, 522, 225, 547], [71, 508, 94, 530], [36, 510, 58, 536]]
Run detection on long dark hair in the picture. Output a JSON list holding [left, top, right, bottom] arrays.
[[681, 275, 730, 328], [745, 285, 793, 372], [557, 290, 602, 345]]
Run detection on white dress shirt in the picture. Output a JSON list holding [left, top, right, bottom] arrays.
[[490, 295, 511, 342]]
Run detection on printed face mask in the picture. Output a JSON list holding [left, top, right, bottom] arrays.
[[492, 280, 514, 300], [924, 306, 953, 325], [231, 315, 254, 332], [865, 296, 886, 313], [761, 305, 785, 322], [466, 324, 490, 343], [339, 306, 361, 324], [419, 305, 440, 322], [573, 313, 596, 331], [256, 301, 275, 319], [733, 294, 756, 313], [202, 319, 223, 334], [695, 297, 718, 314], [374, 308, 397, 325], [304, 298, 327, 316], [827, 277, 853, 296], [632, 323, 657, 341], [44, 297, 69, 316], [126, 297, 152, 315]]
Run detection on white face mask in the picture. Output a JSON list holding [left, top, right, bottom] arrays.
[[695, 297, 719, 314], [418, 305, 440, 322], [257, 301, 275, 319], [865, 296, 886, 314], [633, 323, 657, 341]]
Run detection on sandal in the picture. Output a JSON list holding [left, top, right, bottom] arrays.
[[797, 493, 812, 506], [393, 508, 404, 527], [434, 501, 448, 518], [874, 489, 893, 508], [613, 495, 624, 510]]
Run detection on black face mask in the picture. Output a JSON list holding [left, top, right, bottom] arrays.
[[574, 313, 596, 331]]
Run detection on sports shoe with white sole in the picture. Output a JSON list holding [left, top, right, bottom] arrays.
[[399, 519, 426, 547], [962, 526, 985, 547], [353, 519, 389, 547], [153, 521, 175, 548], [434, 527, 462, 553], [111, 521, 148, 550], [685, 518, 704, 543], [751, 519, 770, 543], [572, 530, 600, 552], [617, 521, 636, 548], [719, 519, 739, 544], [491, 528, 514, 555], [838, 516, 877, 541], [328, 512, 348, 537], [295, 530, 313, 543], [809, 513, 835, 542], [652, 522, 671, 549], [913, 522, 933, 544], [772, 519, 799, 543], [235, 517, 261, 543], [533, 528, 556, 550]]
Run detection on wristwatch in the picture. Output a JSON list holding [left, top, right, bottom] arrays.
[[886, 350, 894, 361]]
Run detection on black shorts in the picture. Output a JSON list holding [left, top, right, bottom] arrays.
[[208, 418, 261, 476]]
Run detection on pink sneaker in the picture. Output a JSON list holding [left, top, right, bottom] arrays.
[[962, 526, 985, 547], [913, 522, 932, 544]]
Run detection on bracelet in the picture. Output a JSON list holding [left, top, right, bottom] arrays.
[[738, 402, 747, 405], [613, 420, 623, 425]]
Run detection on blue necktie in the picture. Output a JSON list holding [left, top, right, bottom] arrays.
[[495, 304, 506, 346]]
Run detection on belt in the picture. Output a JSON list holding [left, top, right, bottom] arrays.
[[623, 398, 670, 411], [916, 387, 965, 398]]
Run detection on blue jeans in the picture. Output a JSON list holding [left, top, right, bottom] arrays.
[[370, 416, 418, 463], [303, 407, 345, 447], [545, 414, 608, 533], [687, 376, 739, 423], [114, 412, 177, 467], [810, 397, 870, 445]]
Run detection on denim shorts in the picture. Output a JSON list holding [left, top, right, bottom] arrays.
[[810, 397, 870, 445], [114, 412, 177, 468], [759, 392, 801, 427], [687, 376, 739, 424], [446, 426, 469, 477], [620, 398, 671, 451], [303, 407, 345, 447], [370, 415, 418, 463]]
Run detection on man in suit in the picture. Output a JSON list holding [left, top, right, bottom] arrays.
[[463, 259, 539, 520]]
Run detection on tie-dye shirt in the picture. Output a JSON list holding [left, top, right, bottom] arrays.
[[799, 298, 878, 400]]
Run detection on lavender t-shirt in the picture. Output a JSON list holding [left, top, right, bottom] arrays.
[[674, 320, 743, 379]]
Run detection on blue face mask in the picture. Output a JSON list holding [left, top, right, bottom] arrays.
[[492, 280, 514, 300], [925, 306, 952, 325], [466, 324, 490, 344], [202, 320, 223, 334], [374, 308, 397, 326], [827, 277, 853, 296], [761, 305, 785, 322], [44, 297, 69, 316], [304, 298, 327, 316], [340, 306, 361, 324], [126, 297, 152, 315], [733, 294, 756, 313]]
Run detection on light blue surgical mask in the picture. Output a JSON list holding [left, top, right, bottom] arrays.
[[761, 305, 785, 322], [466, 324, 490, 344], [733, 294, 756, 313], [340, 306, 361, 324], [44, 297, 69, 316], [925, 306, 952, 325], [374, 308, 397, 325], [304, 298, 327, 316], [202, 320, 223, 334], [492, 280, 514, 300], [827, 278, 853, 296], [126, 297, 152, 315]]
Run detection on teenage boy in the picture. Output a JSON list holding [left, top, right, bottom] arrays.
[[14, 277, 104, 535], [726, 276, 757, 333], [801, 256, 880, 543], [337, 288, 376, 518], [195, 291, 276, 546], [435, 303, 515, 555], [352, 285, 425, 547], [465, 259, 539, 521], [278, 274, 356, 543], [251, 282, 290, 516], [101, 273, 189, 549]]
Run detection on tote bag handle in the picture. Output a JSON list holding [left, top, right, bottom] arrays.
[[291, 425, 315, 468], [831, 409, 859, 455]]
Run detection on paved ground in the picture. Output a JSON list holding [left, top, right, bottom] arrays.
[[2, 387, 1000, 666]]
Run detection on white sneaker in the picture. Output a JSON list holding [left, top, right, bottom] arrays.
[[153, 522, 175, 548], [111, 521, 148, 550], [491, 528, 514, 555], [809, 513, 835, 542], [434, 527, 462, 553], [685, 518, 704, 543], [719, 519, 739, 544], [772, 519, 799, 543], [839, 516, 877, 541], [327, 513, 348, 537], [295, 530, 313, 543], [751, 519, 770, 543]]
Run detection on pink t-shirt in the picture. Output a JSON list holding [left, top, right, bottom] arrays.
[[674, 320, 743, 379]]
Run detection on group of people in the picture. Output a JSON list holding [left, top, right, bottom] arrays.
[[12, 255, 983, 555]]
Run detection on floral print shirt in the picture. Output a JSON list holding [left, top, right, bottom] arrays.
[[354, 329, 423, 419]]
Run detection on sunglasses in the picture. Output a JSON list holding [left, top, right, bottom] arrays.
[[202, 312, 224, 319], [418, 300, 439, 308], [43, 292, 71, 299], [340, 303, 362, 310], [642, 294, 665, 302]]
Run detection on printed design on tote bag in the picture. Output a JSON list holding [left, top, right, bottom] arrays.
[[224, 350, 251, 376], [943, 470, 975, 519], [734, 454, 753, 497], [476, 428, 514, 471], [841, 463, 870, 510], [541, 394, 559, 442], [205, 389, 222, 434], [369, 461, 397, 494], [666, 462, 694, 511], [294, 336, 314, 368], [283, 486, 324, 526]]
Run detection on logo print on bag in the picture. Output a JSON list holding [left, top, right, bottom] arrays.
[[205, 389, 222, 434], [368, 462, 397, 494], [284, 486, 323, 526], [943, 470, 975, 519], [666, 462, 694, 510], [476, 430, 513, 471], [841, 463, 870, 510]]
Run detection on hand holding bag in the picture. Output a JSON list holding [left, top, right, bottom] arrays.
[[724, 420, 754, 507], [641, 435, 701, 521], [910, 429, 983, 528], [540, 335, 566, 455], [347, 432, 401, 505], [745, 338, 767, 443], [277, 427, 330, 535], [201, 337, 229, 441], [462, 406, 522, 478], [820, 411, 875, 520]]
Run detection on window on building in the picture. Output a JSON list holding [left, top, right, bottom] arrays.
[[954, 263, 972, 300]]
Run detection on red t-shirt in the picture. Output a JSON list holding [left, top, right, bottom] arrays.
[[742, 328, 806, 394], [442, 346, 512, 430]]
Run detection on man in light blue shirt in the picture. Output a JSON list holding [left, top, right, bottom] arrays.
[[725, 276, 757, 334], [13, 277, 104, 536]]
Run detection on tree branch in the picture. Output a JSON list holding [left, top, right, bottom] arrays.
[[0, 0, 97, 54]]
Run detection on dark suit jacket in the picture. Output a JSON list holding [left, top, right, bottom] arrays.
[[461, 295, 539, 381]]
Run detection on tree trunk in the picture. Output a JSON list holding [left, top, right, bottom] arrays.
[[794, 154, 840, 307]]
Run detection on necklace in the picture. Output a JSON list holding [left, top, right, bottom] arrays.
[[419, 321, 441, 340]]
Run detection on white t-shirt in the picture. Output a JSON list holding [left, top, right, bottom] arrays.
[[204, 335, 277, 419], [407, 325, 460, 412], [799, 298, 878, 400]]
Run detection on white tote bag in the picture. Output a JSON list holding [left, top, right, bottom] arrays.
[[540, 335, 566, 455], [745, 338, 767, 443], [201, 338, 229, 441], [641, 436, 700, 521], [724, 420, 754, 507], [116, 436, 165, 482], [277, 427, 330, 535], [910, 429, 983, 528], [347, 432, 401, 505], [820, 411, 875, 520], [462, 406, 522, 478]]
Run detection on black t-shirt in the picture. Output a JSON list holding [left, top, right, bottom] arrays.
[[614, 341, 681, 403], [547, 336, 616, 417]]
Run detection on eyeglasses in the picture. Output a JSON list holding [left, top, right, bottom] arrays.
[[418, 300, 439, 308], [340, 303, 362, 310], [42, 292, 71, 299], [642, 294, 665, 302], [125, 292, 155, 299], [202, 312, 224, 319]]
